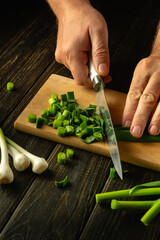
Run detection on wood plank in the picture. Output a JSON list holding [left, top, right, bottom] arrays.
[[0, 9, 57, 126], [0, 144, 112, 240], [80, 1, 160, 239], [80, 164, 160, 240], [14, 74, 160, 172]]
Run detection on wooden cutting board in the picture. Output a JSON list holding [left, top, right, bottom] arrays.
[[14, 74, 160, 172]]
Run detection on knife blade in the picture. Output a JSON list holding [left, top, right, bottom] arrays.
[[89, 59, 123, 179]]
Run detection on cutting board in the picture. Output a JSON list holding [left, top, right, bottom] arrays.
[[14, 74, 160, 172]]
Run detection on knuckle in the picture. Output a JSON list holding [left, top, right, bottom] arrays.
[[138, 57, 151, 70], [141, 92, 156, 105], [152, 71, 160, 80], [74, 78, 83, 86], [128, 88, 142, 101]]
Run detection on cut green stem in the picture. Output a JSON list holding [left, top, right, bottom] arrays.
[[96, 188, 160, 203], [141, 199, 160, 226], [111, 199, 158, 210]]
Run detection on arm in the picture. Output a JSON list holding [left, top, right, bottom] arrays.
[[122, 21, 160, 137], [47, 0, 110, 86]]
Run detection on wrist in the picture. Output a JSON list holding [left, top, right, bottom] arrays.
[[47, 0, 91, 19]]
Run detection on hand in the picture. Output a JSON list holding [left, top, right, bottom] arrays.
[[55, 1, 110, 87], [122, 55, 160, 138]]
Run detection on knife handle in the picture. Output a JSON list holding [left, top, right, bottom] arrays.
[[89, 58, 103, 92]]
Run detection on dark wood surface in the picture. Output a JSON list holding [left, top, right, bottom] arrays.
[[0, 0, 160, 239]]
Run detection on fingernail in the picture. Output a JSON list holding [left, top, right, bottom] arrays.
[[131, 125, 142, 137], [124, 120, 132, 127], [149, 125, 159, 135], [98, 63, 108, 74]]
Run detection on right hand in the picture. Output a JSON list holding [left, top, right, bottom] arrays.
[[55, 1, 110, 87]]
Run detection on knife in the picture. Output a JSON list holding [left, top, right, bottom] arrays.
[[89, 58, 123, 180]]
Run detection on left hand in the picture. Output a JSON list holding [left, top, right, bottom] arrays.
[[122, 54, 160, 138]]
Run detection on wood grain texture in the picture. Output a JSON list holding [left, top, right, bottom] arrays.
[[0, 0, 160, 239], [0, 145, 111, 240], [15, 74, 160, 172]]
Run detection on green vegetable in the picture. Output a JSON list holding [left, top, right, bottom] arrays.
[[111, 199, 158, 210], [36, 118, 44, 128], [110, 167, 116, 179], [55, 175, 68, 188], [66, 125, 74, 135], [0, 128, 14, 183], [68, 103, 76, 112], [115, 126, 160, 142], [30, 91, 105, 144], [57, 127, 66, 137], [53, 119, 63, 129], [93, 132, 103, 141], [66, 149, 74, 158], [61, 94, 67, 101], [57, 115, 65, 121], [62, 110, 70, 119], [6, 136, 48, 174], [95, 188, 160, 203], [57, 152, 66, 164], [27, 114, 37, 123], [51, 93, 58, 103], [63, 120, 70, 127], [141, 199, 160, 226], [129, 181, 160, 195], [48, 107, 56, 116], [7, 82, 14, 91], [67, 91, 75, 102]]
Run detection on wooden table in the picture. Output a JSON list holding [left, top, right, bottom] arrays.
[[0, 0, 160, 239]]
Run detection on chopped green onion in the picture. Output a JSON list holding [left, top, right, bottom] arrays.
[[61, 94, 67, 101], [36, 118, 44, 128], [67, 91, 75, 102], [55, 175, 68, 188], [57, 127, 66, 137], [93, 132, 103, 141], [63, 120, 70, 127], [53, 119, 63, 129], [62, 110, 70, 119], [48, 107, 56, 116], [27, 114, 37, 123], [51, 93, 58, 103], [57, 152, 66, 164], [110, 167, 116, 179], [66, 125, 74, 135], [66, 149, 74, 158], [7, 82, 14, 91], [57, 115, 65, 121]]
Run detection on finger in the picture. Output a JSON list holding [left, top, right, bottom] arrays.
[[122, 63, 150, 127], [148, 101, 160, 135], [89, 19, 109, 76], [69, 50, 92, 87], [130, 72, 160, 138]]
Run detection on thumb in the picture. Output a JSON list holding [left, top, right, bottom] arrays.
[[90, 23, 109, 76]]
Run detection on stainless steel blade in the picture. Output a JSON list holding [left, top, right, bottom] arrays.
[[96, 82, 123, 180]]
